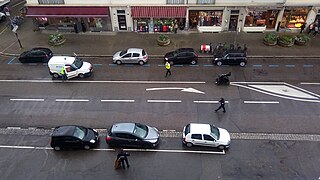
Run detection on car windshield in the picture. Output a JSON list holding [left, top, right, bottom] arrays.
[[133, 123, 148, 139], [73, 126, 87, 140], [210, 125, 220, 140], [72, 57, 83, 69], [120, 50, 128, 56]]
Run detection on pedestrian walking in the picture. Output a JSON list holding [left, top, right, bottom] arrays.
[[60, 66, 67, 81], [313, 23, 319, 37], [307, 22, 315, 34], [174, 23, 178, 34], [165, 61, 171, 77], [215, 98, 226, 113], [116, 149, 130, 169], [300, 23, 306, 33]]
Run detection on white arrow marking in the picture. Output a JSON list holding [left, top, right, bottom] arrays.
[[146, 87, 205, 94]]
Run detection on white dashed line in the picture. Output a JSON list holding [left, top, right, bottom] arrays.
[[10, 99, 44, 102], [101, 100, 135, 102], [147, 100, 182, 103], [244, 101, 279, 104], [193, 101, 229, 104], [55, 99, 89, 102]]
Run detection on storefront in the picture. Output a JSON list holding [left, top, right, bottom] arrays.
[[131, 6, 186, 33], [26, 6, 112, 32], [244, 8, 280, 32], [189, 10, 223, 32], [280, 7, 311, 29]]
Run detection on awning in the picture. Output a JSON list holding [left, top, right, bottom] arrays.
[[26, 6, 110, 17], [131, 6, 186, 18]]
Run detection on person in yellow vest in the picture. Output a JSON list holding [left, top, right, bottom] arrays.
[[60, 66, 67, 81], [165, 61, 171, 77]]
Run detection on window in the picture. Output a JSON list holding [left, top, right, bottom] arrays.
[[132, 53, 140, 57], [38, 0, 64, 4], [116, 133, 129, 139], [167, 0, 184, 4], [204, 134, 214, 141], [191, 134, 202, 140], [197, 0, 215, 4], [123, 53, 131, 58]]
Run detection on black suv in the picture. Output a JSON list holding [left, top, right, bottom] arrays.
[[50, 125, 99, 151], [213, 50, 247, 67], [164, 48, 198, 65]]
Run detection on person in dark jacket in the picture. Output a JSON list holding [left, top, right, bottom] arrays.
[[215, 98, 226, 113], [117, 149, 130, 169]]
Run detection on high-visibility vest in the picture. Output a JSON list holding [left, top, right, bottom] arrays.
[[60, 67, 65, 75], [165, 62, 170, 70]]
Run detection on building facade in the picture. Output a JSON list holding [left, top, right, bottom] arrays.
[[25, 0, 320, 33]]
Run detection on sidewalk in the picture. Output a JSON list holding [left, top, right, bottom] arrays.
[[1, 18, 320, 58]]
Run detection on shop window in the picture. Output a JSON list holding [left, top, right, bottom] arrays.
[[38, 0, 64, 4], [282, 8, 309, 28], [167, 0, 184, 4], [35, 17, 49, 27], [245, 10, 278, 29], [198, 11, 222, 27], [154, 18, 175, 32], [197, 0, 215, 4], [88, 18, 103, 31]]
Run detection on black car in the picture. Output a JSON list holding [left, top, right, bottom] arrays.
[[106, 123, 160, 148], [164, 48, 198, 65], [18, 47, 53, 63], [213, 50, 247, 67], [50, 125, 99, 151]]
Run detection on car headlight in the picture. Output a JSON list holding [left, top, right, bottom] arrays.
[[165, 57, 168, 60], [90, 139, 96, 143], [215, 58, 218, 60]]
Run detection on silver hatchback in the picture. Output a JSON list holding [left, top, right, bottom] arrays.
[[113, 48, 148, 65]]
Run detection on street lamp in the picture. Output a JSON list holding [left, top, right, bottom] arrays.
[[10, 21, 23, 49]]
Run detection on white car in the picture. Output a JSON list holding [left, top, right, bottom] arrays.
[[113, 48, 148, 65], [182, 123, 231, 150], [0, 12, 6, 22]]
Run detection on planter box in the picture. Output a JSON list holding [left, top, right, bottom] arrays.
[[295, 40, 307, 46], [263, 39, 277, 46], [157, 39, 170, 46], [277, 40, 294, 47]]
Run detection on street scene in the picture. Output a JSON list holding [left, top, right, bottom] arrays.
[[0, 0, 320, 180]]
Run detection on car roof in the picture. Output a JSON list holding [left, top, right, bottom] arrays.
[[31, 47, 52, 53], [52, 125, 77, 137], [48, 56, 76, 64], [176, 48, 195, 53], [188, 123, 212, 134], [126, 48, 143, 54], [111, 123, 135, 133], [224, 49, 246, 54]]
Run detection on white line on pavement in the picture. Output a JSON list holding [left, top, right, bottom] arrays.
[[55, 99, 89, 102], [243, 101, 279, 104], [101, 100, 135, 102], [300, 82, 320, 85], [10, 99, 44, 102], [0, 80, 206, 84], [193, 101, 229, 104], [147, 100, 182, 103]]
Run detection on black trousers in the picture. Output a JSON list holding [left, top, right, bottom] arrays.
[[215, 105, 225, 112], [120, 157, 129, 169], [166, 69, 171, 77]]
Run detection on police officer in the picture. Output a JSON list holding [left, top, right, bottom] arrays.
[[60, 67, 67, 81], [165, 61, 171, 77]]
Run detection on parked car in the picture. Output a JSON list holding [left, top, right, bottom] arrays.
[[182, 123, 231, 150], [50, 125, 99, 151], [18, 47, 53, 63], [106, 122, 160, 148], [113, 48, 148, 65], [213, 49, 247, 67], [164, 48, 198, 65]]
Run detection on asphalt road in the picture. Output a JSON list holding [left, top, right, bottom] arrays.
[[0, 55, 319, 179]]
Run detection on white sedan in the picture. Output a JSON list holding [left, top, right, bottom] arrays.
[[113, 48, 148, 65]]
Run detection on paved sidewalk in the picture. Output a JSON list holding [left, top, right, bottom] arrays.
[[1, 18, 320, 58]]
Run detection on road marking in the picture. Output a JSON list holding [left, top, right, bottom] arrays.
[[268, 64, 279, 67], [0, 145, 225, 154], [285, 64, 295, 67], [253, 64, 262, 67], [189, 65, 199, 67], [203, 64, 214, 67], [55, 99, 89, 102], [244, 101, 279, 104], [101, 100, 135, 102], [146, 87, 205, 94], [143, 64, 150, 67], [147, 100, 181, 103], [109, 64, 117, 66], [0, 80, 206, 84], [7, 57, 16, 64], [193, 101, 229, 104], [300, 82, 320, 85], [303, 64, 314, 68], [93, 64, 102, 66], [10, 99, 44, 102], [174, 65, 183, 67]]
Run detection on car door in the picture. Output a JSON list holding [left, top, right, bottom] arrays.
[[65, 65, 78, 79], [176, 52, 187, 64], [203, 134, 219, 147], [224, 53, 232, 65], [63, 136, 83, 148], [121, 53, 132, 63], [30, 50, 44, 63], [131, 53, 141, 64], [190, 134, 204, 146]]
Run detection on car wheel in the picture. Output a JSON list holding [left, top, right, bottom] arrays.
[[190, 60, 197, 65], [116, 60, 122, 65], [54, 146, 61, 151], [239, 61, 246, 67], [218, 145, 225, 150], [52, 73, 60, 79], [78, 73, 85, 78], [138, 61, 145, 65], [84, 145, 90, 150], [216, 61, 222, 66], [186, 142, 193, 147]]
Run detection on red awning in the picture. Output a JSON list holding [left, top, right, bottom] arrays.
[[26, 6, 110, 17], [131, 6, 186, 18]]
